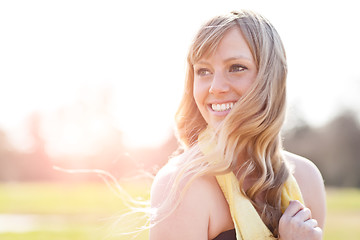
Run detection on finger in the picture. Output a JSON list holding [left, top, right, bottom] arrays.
[[313, 226, 323, 237], [294, 207, 312, 221], [284, 200, 304, 217], [305, 218, 318, 228]]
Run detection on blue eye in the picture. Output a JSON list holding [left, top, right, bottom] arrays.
[[229, 64, 247, 72], [197, 68, 212, 76]]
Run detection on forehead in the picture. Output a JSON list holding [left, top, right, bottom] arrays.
[[197, 27, 254, 63]]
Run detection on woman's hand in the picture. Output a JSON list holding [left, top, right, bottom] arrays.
[[278, 200, 322, 240]]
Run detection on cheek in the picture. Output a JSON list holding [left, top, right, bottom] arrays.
[[193, 79, 206, 105], [234, 75, 256, 95], [193, 81, 209, 121]]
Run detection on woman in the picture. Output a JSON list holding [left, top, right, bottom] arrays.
[[150, 10, 326, 240]]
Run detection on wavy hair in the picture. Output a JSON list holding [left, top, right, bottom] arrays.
[[158, 10, 289, 237]]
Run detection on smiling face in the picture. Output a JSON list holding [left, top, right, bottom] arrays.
[[193, 27, 258, 129]]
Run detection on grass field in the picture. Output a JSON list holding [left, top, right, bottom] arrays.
[[0, 182, 359, 240]]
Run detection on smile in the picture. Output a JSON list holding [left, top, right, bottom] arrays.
[[211, 102, 235, 112]]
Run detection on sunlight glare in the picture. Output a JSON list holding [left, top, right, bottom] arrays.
[[0, 0, 359, 158]]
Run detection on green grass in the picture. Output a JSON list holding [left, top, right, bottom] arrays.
[[0, 183, 358, 240], [0, 182, 150, 214], [0, 181, 150, 240], [325, 188, 360, 240], [0, 229, 99, 240]]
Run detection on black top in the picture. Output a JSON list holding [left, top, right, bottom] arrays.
[[212, 229, 236, 240]]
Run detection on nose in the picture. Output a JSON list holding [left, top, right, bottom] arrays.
[[209, 72, 229, 94]]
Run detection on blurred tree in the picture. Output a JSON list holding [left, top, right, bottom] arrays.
[[0, 129, 19, 181], [0, 112, 55, 181], [284, 110, 360, 187], [21, 112, 53, 180]]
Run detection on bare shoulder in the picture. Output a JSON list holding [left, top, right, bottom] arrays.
[[283, 151, 324, 188], [150, 157, 218, 240], [150, 159, 181, 206], [283, 151, 326, 229]]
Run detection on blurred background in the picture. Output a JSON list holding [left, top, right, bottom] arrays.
[[0, 0, 359, 239]]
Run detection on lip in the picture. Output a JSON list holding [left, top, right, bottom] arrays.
[[208, 100, 237, 105]]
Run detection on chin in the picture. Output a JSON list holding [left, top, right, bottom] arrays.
[[207, 120, 223, 130]]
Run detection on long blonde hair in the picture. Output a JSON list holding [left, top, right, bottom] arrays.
[[159, 10, 289, 237]]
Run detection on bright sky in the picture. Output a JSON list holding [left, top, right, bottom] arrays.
[[0, 0, 359, 154]]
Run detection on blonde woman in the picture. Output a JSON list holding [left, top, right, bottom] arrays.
[[150, 10, 326, 240]]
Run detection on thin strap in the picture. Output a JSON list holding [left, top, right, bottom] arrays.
[[213, 229, 236, 240]]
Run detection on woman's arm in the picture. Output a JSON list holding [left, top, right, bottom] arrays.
[[149, 164, 211, 240], [279, 152, 326, 239]]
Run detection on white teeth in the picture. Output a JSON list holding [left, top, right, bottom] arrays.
[[211, 102, 235, 112], [221, 104, 226, 111]]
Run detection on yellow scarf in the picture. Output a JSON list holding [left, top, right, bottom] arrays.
[[198, 128, 304, 240]]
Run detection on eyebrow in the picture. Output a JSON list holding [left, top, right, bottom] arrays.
[[195, 55, 253, 65], [225, 56, 253, 62]]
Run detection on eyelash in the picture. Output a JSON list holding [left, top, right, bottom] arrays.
[[195, 64, 247, 76], [229, 64, 247, 72], [196, 68, 211, 76]]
